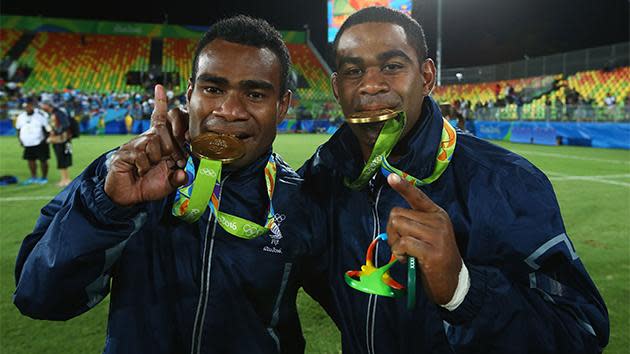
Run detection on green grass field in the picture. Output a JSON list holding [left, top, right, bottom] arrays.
[[0, 134, 628, 353]]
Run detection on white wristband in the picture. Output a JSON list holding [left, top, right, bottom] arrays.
[[440, 261, 470, 311]]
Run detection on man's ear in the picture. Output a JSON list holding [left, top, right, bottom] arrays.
[[331, 72, 340, 101], [276, 90, 293, 125], [186, 78, 193, 111], [184, 79, 193, 142], [421, 58, 437, 96]]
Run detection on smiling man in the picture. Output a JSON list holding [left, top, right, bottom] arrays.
[[14, 16, 325, 353], [300, 6, 609, 354]]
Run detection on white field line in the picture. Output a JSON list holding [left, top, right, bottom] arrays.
[[0, 195, 54, 202], [2, 172, 629, 203], [549, 173, 630, 179], [512, 149, 630, 166], [547, 171, 630, 187]]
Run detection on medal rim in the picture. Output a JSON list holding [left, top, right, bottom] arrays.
[[346, 109, 401, 124], [191, 133, 246, 163]]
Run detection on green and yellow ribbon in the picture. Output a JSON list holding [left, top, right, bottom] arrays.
[[172, 156, 277, 239], [345, 113, 457, 189]]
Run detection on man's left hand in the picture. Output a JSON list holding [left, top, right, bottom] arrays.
[[385, 173, 463, 305]]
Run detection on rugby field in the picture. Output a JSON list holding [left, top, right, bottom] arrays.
[[0, 134, 628, 353]]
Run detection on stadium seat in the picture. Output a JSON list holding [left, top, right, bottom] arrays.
[[17, 32, 150, 93], [0, 28, 23, 58]]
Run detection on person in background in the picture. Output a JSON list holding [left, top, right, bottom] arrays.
[[124, 112, 133, 134], [15, 98, 50, 185], [604, 92, 617, 119], [41, 100, 73, 187]]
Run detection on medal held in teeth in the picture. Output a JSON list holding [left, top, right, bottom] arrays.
[[173, 132, 278, 240], [346, 108, 402, 124], [191, 132, 246, 163]]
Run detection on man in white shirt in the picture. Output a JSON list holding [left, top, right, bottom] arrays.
[[604, 92, 617, 119], [15, 99, 50, 185]]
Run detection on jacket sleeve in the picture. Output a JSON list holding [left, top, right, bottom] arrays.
[[13, 152, 152, 320], [439, 166, 609, 354], [296, 153, 343, 328]]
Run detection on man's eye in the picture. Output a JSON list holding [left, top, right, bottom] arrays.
[[248, 92, 266, 100], [383, 63, 403, 72], [343, 68, 362, 77], [203, 87, 223, 94]]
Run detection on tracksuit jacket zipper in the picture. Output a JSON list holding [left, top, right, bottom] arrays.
[[190, 174, 230, 354], [366, 185, 384, 354]]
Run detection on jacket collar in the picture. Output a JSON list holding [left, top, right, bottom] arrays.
[[321, 96, 444, 184]]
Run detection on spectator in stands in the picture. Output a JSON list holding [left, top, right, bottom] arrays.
[[604, 92, 617, 119], [295, 104, 310, 132], [166, 86, 174, 102], [130, 101, 142, 122], [0, 87, 8, 120], [565, 88, 580, 120], [625, 94, 630, 120], [505, 84, 514, 102], [97, 115, 105, 135], [5, 80, 18, 96], [544, 96, 552, 121], [141, 99, 152, 120], [554, 96, 564, 120], [486, 99, 498, 120], [296, 7, 608, 353], [460, 100, 469, 120], [14, 15, 327, 354], [124, 113, 133, 134], [41, 100, 72, 187], [515, 92, 524, 120], [15, 98, 50, 185]]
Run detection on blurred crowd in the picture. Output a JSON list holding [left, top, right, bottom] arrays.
[[0, 81, 185, 123]]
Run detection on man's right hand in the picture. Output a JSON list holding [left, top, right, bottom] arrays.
[[104, 85, 188, 207]]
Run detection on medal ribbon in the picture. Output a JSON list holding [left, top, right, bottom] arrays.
[[343, 115, 457, 310], [345, 116, 457, 189], [172, 155, 277, 239]]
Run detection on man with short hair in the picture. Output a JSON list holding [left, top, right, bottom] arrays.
[[300, 7, 609, 353], [40, 100, 73, 187], [15, 98, 50, 185], [14, 16, 325, 353]]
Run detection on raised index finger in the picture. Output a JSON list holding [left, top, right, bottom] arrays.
[[151, 84, 168, 128], [387, 173, 439, 212]]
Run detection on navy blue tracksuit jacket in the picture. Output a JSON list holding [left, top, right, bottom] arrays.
[[14, 151, 325, 353], [300, 97, 609, 354]]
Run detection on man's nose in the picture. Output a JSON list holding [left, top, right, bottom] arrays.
[[358, 68, 389, 95], [214, 92, 248, 121]]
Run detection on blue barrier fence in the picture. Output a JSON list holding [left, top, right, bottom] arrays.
[[0, 120, 15, 135], [2, 118, 628, 150], [474, 121, 630, 149]]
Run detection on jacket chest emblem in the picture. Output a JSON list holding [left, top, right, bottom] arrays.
[[263, 213, 285, 254]]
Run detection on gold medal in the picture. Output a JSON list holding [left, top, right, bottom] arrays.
[[346, 109, 402, 124], [191, 132, 246, 163]]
